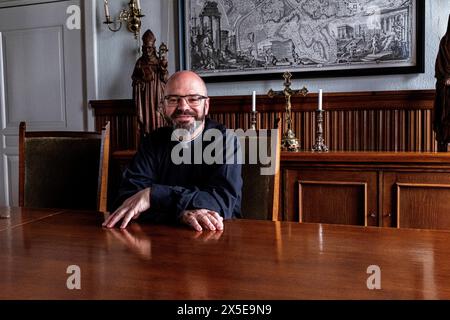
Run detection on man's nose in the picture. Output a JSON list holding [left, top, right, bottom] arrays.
[[177, 98, 190, 110]]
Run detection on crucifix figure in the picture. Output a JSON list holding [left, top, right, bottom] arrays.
[[268, 71, 308, 151]]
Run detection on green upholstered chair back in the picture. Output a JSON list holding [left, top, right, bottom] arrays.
[[19, 122, 110, 212], [239, 122, 281, 220]]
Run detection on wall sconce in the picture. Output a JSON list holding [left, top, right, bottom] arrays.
[[103, 0, 145, 39]]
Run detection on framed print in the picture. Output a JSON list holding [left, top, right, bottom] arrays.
[[178, 0, 425, 82]]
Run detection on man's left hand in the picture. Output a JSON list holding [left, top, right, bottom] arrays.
[[180, 209, 224, 232]]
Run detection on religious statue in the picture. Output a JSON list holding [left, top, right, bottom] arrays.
[[132, 29, 169, 139], [434, 15, 450, 151]]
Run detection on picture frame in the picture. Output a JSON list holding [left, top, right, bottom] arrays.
[[178, 0, 425, 82]]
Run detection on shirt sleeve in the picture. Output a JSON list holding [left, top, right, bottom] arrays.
[[113, 138, 156, 210]]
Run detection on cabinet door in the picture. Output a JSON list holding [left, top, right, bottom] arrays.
[[283, 169, 378, 226], [383, 172, 450, 229]]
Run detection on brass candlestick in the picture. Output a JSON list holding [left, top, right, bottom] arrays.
[[268, 72, 308, 152], [312, 110, 329, 152]]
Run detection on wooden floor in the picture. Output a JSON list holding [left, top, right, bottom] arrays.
[[1, 207, 450, 299]]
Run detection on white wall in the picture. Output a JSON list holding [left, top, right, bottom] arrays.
[[97, 0, 450, 99], [97, 0, 166, 99]]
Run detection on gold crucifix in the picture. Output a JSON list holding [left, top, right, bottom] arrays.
[[268, 71, 308, 152]]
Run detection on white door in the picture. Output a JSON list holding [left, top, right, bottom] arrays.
[[0, 0, 86, 206]]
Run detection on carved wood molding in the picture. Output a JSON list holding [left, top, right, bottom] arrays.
[[208, 89, 435, 113]]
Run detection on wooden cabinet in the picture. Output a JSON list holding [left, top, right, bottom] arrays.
[[282, 152, 450, 230]]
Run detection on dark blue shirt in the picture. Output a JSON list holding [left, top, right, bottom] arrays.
[[115, 118, 242, 222]]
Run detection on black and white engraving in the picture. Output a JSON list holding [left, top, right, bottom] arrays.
[[182, 0, 419, 78]]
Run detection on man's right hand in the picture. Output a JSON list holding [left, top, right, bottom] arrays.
[[102, 188, 151, 229], [180, 209, 224, 232]]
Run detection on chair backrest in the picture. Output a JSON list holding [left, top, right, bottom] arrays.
[[239, 120, 281, 221], [19, 122, 110, 213]]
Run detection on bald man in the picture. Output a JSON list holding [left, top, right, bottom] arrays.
[[103, 71, 242, 231]]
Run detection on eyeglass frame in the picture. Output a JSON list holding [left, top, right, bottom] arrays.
[[163, 94, 209, 108]]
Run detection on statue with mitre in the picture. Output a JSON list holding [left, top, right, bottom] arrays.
[[132, 29, 169, 139]]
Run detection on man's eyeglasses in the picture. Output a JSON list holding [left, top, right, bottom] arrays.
[[164, 95, 208, 107]]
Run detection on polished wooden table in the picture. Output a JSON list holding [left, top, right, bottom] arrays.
[[1, 207, 450, 300]]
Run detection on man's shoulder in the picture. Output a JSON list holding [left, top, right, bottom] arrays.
[[142, 126, 173, 146], [205, 118, 227, 133]]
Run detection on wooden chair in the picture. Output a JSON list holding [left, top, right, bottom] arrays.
[[19, 122, 110, 213], [239, 120, 281, 221]]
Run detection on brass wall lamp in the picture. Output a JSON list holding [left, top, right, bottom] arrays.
[[103, 0, 145, 39]]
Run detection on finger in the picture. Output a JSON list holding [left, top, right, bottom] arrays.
[[102, 211, 116, 227], [204, 213, 220, 230], [207, 211, 223, 221], [199, 215, 216, 231], [104, 207, 128, 228], [103, 201, 130, 226], [133, 211, 142, 220], [120, 210, 138, 229], [103, 203, 128, 226], [187, 215, 203, 232], [208, 211, 224, 230]]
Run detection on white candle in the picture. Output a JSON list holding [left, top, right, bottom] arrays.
[[104, 0, 110, 18], [252, 91, 256, 112], [318, 89, 323, 111], [136, 0, 141, 10]]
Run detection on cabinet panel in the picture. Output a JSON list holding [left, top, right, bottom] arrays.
[[284, 169, 378, 225], [396, 183, 450, 230], [299, 181, 368, 225], [383, 173, 450, 229]]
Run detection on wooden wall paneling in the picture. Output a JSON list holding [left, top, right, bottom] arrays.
[[91, 90, 436, 153], [90, 99, 137, 152]]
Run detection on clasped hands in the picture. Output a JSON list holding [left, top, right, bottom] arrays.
[[102, 188, 224, 232]]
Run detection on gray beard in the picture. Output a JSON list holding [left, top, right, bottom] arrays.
[[173, 116, 204, 135], [168, 105, 206, 134]]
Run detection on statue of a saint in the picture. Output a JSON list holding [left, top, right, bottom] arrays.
[[434, 15, 450, 151], [132, 29, 169, 139]]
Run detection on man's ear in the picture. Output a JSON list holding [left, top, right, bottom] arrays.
[[204, 98, 210, 116], [157, 103, 165, 115]]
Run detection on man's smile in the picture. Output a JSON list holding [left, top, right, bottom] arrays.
[[174, 115, 194, 121]]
